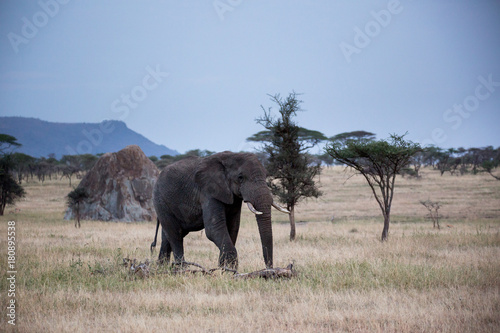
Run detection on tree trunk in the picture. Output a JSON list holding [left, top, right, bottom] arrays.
[[488, 170, 500, 181], [76, 202, 80, 228], [289, 205, 296, 241], [0, 188, 6, 215], [381, 212, 390, 241]]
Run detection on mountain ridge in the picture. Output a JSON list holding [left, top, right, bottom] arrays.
[[0, 117, 178, 158]]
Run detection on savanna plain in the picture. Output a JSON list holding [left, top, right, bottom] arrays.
[[1, 167, 499, 332]]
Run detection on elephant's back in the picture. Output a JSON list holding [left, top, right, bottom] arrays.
[[153, 156, 202, 219]]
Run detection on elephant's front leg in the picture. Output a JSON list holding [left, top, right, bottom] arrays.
[[225, 200, 242, 246], [203, 199, 238, 269]]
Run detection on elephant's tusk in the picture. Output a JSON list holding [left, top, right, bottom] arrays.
[[272, 201, 290, 214], [246, 202, 263, 215]]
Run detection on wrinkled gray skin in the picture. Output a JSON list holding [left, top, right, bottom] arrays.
[[151, 151, 274, 269]]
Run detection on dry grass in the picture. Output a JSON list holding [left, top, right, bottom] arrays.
[[1, 167, 499, 332]]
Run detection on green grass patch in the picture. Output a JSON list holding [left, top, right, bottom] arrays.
[[299, 258, 499, 292]]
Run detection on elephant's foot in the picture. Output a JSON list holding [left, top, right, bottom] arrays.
[[219, 251, 238, 270]]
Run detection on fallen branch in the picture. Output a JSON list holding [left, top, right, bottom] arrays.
[[171, 262, 216, 276], [123, 258, 151, 278], [122, 258, 296, 280], [233, 263, 296, 280]]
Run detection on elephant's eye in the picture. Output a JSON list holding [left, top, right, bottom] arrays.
[[238, 174, 244, 183]]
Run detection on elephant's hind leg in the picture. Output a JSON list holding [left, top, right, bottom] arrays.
[[158, 228, 172, 265], [160, 217, 187, 266]]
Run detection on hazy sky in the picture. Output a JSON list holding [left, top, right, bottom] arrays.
[[1, 0, 499, 154]]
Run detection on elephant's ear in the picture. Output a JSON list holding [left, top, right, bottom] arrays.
[[195, 156, 234, 205]]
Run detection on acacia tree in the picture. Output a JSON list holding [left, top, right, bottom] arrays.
[[67, 187, 89, 228], [59, 155, 84, 187], [326, 133, 421, 241], [329, 130, 375, 144], [11, 152, 35, 184], [0, 154, 26, 215], [482, 160, 500, 181], [420, 200, 442, 229], [0, 134, 21, 155], [0, 136, 25, 215], [248, 92, 324, 241]]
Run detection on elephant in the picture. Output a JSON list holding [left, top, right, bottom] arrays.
[[150, 151, 289, 269]]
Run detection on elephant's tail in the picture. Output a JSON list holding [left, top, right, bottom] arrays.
[[150, 218, 160, 254]]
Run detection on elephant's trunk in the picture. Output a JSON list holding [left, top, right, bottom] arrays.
[[243, 182, 274, 268], [246, 199, 289, 268], [255, 208, 273, 268], [250, 186, 274, 268]]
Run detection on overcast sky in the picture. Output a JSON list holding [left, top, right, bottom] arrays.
[[1, 0, 499, 154]]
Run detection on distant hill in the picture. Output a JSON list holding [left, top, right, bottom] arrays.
[[0, 117, 178, 158]]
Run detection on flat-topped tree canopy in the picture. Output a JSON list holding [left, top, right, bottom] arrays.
[[326, 133, 422, 241]]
